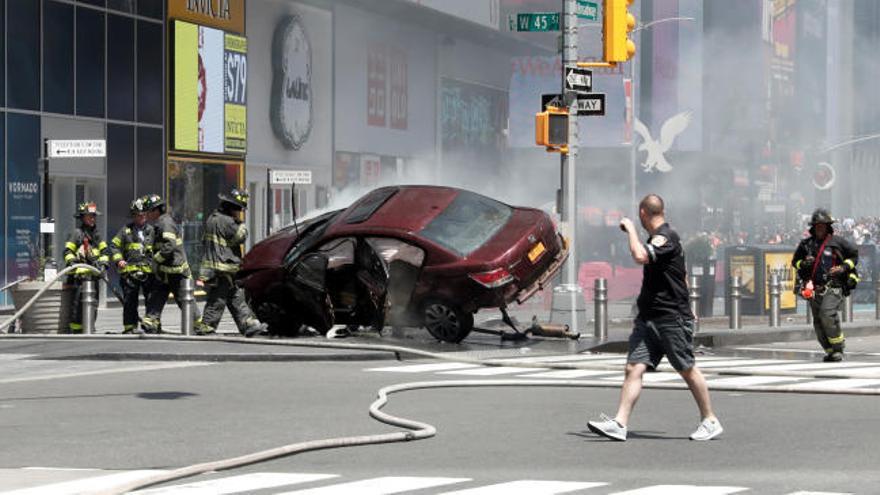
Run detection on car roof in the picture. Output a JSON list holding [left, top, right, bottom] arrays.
[[327, 185, 462, 236]]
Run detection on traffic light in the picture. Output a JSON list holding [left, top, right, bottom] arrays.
[[535, 107, 569, 152], [603, 0, 636, 63]]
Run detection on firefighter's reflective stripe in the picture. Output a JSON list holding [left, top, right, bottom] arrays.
[[65, 242, 78, 251], [97, 255, 109, 263], [158, 262, 190, 274], [162, 232, 178, 241], [204, 234, 228, 247], [201, 260, 239, 273], [69, 322, 83, 330], [122, 264, 152, 274], [74, 267, 98, 276], [96, 241, 108, 252], [64, 253, 77, 263], [176, 238, 183, 245], [112, 237, 123, 247], [154, 252, 165, 263], [126, 243, 144, 252], [123, 324, 136, 331], [112, 252, 124, 262], [795, 260, 803, 269], [844, 259, 856, 270], [829, 334, 846, 344], [850, 273, 861, 283]]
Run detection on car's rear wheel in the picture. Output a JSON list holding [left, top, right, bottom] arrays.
[[423, 301, 473, 343]]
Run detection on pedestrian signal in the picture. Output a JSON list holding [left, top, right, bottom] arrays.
[[535, 107, 569, 153]]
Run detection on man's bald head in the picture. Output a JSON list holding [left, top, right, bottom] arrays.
[[639, 194, 665, 217]]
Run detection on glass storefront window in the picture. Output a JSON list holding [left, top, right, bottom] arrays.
[[76, 7, 106, 118], [108, 15, 135, 121], [137, 21, 163, 124], [137, 127, 164, 196], [8, 0, 40, 110], [168, 158, 243, 275], [44, 0, 75, 115], [80, 0, 105, 6], [107, 125, 136, 235]]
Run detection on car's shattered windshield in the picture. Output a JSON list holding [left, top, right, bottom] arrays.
[[418, 191, 512, 257]]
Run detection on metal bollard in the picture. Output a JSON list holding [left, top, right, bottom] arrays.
[[769, 273, 781, 327], [82, 278, 98, 335], [593, 278, 608, 340], [688, 274, 701, 332], [729, 276, 742, 330], [875, 279, 880, 320], [180, 277, 195, 336], [843, 293, 853, 323]]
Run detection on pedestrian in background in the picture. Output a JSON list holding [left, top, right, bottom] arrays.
[[62, 202, 109, 333], [792, 209, 859, 362], [109, 197, 155, 334], [587, 194, 723, 442], [195, 189, 267, 337], [141, 194, 200, 333]]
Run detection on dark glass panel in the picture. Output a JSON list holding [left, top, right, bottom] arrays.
[[76, 7, 106, 117], [107, 125, 136, 236], [108, 15, 136, 120], [137, 21, 163, 124], [136, 127, 164, 197], [8, 0, 40, 110], [44, 1, 75, 114], [137, 0, 163, 20]]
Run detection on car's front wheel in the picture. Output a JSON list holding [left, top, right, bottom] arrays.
[[422, 301, 473, 343]]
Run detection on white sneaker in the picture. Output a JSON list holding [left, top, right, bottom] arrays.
[[587, 413, 627, 441], [690, 417, 723, 441]]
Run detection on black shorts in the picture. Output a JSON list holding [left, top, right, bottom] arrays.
[[627, 315, 696, 372]]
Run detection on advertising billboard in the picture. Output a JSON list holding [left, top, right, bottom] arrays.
[[764, 251, 797, 310], [173, 20, 247, 155]]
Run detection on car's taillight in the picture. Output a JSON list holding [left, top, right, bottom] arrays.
[[469, 267, 514, 288]]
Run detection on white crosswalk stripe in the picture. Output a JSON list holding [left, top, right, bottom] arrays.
[[607, 486, 749, 495], [274, 476, 470, 494], [135, 473, 339, 494], [437, 480, 607, 494], [0, 469, 861, 494], [0, 469, 164, 495], [365, 355, 880, 393]]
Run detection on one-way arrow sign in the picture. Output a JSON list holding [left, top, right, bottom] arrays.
[[565, 67, 592, 93], [576, 93, 605, 116]]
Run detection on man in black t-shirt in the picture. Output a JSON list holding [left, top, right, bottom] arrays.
[[587, 194, 723, 442]]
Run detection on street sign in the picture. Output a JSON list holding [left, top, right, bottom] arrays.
[[47, 139, 106, 158], [576, 0, 599, 21], [576, 93, 606, 116], [565, 67, 592, 93], [542, 94, 565, 109], [270, 170, 313, 185], [509, 12, 560, 32]]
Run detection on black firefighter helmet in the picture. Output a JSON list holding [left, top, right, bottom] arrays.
[[74, 201, 101, 218], [809, 208, 835, 226], [219, 188, 249, 210]]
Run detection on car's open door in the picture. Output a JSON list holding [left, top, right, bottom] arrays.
[[286, 252, 335, 333], [355, 238, 390, 329]]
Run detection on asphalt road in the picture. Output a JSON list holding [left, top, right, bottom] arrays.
[[1, 346, 879, 494]]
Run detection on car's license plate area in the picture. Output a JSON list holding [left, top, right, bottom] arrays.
[[528, 241, 546, 263]]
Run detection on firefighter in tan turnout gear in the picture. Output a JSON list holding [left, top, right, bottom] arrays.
[[62, 202, 109, 333], [141, 194, 200, 332], [195, 189, 266, 337], [109, 197, 155, 334]]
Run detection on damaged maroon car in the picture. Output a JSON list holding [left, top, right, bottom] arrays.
[[238, 186, 568, 343]]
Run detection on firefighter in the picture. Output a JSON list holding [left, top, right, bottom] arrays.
[[792, 208, 860, 362], [141, 194, 200, 332], [62, 202, 109, 334], [195, 188, 267, 337], [109, 197, 155, 334]]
